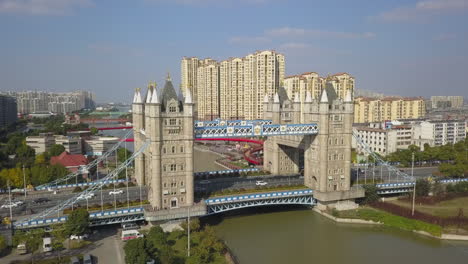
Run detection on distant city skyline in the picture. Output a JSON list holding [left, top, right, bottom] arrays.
[[0, 0, 467, 102]]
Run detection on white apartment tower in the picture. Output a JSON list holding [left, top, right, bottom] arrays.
[[181, 50, 285, 121], [197, 60, 220, 120]]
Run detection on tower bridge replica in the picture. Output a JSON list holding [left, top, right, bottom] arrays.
[[132, 75, 363, 213], [14, 75, 427, 229]]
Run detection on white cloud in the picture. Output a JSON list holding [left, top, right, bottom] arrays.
[[0, 0, 93, 15], [375, 0, 468, 22]]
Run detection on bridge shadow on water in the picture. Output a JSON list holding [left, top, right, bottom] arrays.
[[200, 204, 312, 226]]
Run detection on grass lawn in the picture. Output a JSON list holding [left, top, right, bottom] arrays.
[[388, 196, 468, 218], [336, 207, 442, 237]]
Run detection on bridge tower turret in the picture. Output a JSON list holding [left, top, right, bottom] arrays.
[[132, 88, 145, 185]]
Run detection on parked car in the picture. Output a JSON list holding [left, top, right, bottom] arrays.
[[109, 189, 124, 195], [83, 254, 93, 264], [255, 180, 268, 186], [70, 234, 89, 240], [13, 200, 24, 206], [1, 202, 18, 209], [17, 243, 27, 255], [34, 197, 50, 204]]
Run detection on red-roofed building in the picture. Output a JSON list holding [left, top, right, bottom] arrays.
[[50, 151, 89, 176]]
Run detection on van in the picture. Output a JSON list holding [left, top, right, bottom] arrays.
[[121, 229, 144, 241], [43, 237, 52, 252], [17, 243, 27, 255]]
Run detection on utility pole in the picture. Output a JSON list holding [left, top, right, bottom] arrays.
[[8, 180, 13, 229], [125, 139, 130, 209], [411, 152, 416, 216], [22, 164, 27, 198], [187, 207, 191, 257]]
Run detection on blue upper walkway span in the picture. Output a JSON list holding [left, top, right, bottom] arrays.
[[194, 119, 318, 139]]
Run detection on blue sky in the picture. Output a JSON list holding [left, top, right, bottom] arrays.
[[0, 0, 467, 103]]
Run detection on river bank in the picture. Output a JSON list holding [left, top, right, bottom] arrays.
[[315, 206, 468, 241]]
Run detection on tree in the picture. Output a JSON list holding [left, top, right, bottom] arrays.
[[16, 144, 35, 165], [49, 144, 65, 157], [65, 209, 90, 237], [34, 153, 47, 165], [117, 148, 132, 163], [124, 238, 150, 264], [362, 185, 379, 204], [0, 234, 7, 256], [415, 178, 430, 197], [432, 180, 444, 196], [90, 127, 99, 135]]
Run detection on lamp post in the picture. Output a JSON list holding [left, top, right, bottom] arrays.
[[411, 152, 416, 216], [22, 164, 27, 198]]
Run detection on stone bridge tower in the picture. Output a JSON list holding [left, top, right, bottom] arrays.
[[132, 74, 194, 210], [264, 84, 362, 205]]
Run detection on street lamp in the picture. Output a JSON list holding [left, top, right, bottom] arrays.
[[411, 152, 416, 216], [22, 164, 27, 198]]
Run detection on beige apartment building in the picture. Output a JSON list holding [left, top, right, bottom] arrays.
[[54, 135, 82, 155], [354, 97, 426, 123], [25, 133, 55, 154], [220, 57, 244, 119], [182, 50, 285, 120], [197, 60, 220, 120]]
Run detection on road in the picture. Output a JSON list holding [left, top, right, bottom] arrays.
[[353, 166, 439, 181], [0, 186, 148, 219]]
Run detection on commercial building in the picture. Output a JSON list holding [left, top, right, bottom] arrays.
[[181, 50, 285, 120], [0, 94, 18, 128], [25, 133, 56, 154], [354, 97, 426, 123], [430, 96, 464, 109]]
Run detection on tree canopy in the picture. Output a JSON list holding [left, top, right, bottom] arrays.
[[65, 209, 90, 236]]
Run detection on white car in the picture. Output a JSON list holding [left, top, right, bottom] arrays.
[[70, 234, 89, 240], [109, 190, 124, 195], [13, 200, 24, 206], [77, 193, 95, 200], [1, 202, 18, 209], [255, 180, 268, 186]]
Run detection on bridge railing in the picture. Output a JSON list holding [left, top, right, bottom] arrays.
[[14, 207, 145, 229], [205, 189, 313, 205]]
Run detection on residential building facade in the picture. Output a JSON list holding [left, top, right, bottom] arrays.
[[0, 95, 18, 128], [181, 50, 285, 120], [354, 97, 426, 123], [430, 96, 464, 109], [55, 135, 83, 155], [25, 133, 56, 154], [4, 90, 95, 114]]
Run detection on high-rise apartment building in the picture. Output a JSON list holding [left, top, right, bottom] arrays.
[[197, 60, 220, 120], [220, 58, 244, 119], [181, 57, 201, 105], [430, 96, 464, 109], [354, 97, 426, 123], [4, 91, 95, 114], [181, 50, 285, 120], [243, 50, 285, 120], [0, 95, 18, 128]]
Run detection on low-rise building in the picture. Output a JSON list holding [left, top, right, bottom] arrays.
[[50, 151, 88, 174], [83, 136, 119, 156], [25, 133, 55, 154], [54, 135, 82, 155]]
